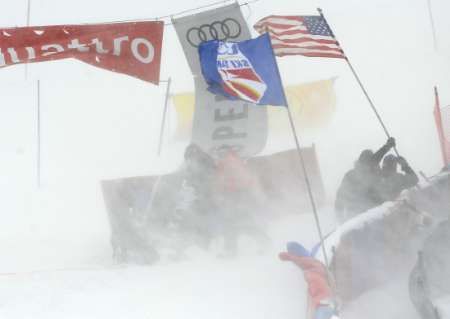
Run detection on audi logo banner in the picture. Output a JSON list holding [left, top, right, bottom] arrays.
[[0, 21, 164, 84], [186, 18, 242, 48], [172, 3, 268, 158], [172, 3, 251, 76]]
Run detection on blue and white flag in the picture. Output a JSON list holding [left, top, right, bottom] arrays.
[[199, 33, 287, 106]]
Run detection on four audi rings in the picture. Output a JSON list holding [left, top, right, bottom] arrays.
[[186, 18, 242, 47]]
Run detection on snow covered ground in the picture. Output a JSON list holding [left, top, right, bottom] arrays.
[[436, 296, 450, 318], [0, 179, 318, 319], [342, 279, 420, 319], [0, 190, 421, 319]]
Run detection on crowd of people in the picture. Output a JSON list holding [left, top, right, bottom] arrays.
[[167, 143, 269, 259], [158, 137, 420, 259], [108, 137, 448, 319], [335, 137, 419, 223]]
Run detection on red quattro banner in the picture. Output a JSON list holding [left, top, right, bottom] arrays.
[[0, 21, 164, 84]]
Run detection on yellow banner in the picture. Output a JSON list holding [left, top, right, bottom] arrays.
[[171, 92, 195, 140], [268, 78, 336, 133], [171, 78, 336, 140]]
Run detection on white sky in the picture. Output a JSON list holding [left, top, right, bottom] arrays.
[[0, 0, 449, 196]]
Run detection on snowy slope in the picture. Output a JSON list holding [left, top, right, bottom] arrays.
[[0, 206, 322, 319], [0, 257, 307, 319], [342, 279, 420, 319], [0, 186, 421, 319], [436, 296, 450, 319]]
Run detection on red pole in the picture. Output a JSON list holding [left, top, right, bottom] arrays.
[[433, 86, 448, 166]]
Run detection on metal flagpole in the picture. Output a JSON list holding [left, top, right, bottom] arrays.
[[264, 31, 332, 273], [427, 0, 438, 51], [26, 0, 41, 187], [26, 0, 31, 26], [37, 79, 41, 187], [286, 103, 331, 268], [266, 34, 339, 314], [317, 8, 400, 157], [157, 78, 172, 156], [27, 0, 31, 27], [25, 0, 31, 79]]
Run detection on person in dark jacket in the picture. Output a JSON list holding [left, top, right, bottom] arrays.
[[182, 143, 217, 215], [172, 144, 217, 254], [335, 137, 396, 222], [184, 143, 216, 180], [377, 154, 419, 201]]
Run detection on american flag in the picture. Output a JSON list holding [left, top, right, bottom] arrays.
[[254, 15, 346, 59]]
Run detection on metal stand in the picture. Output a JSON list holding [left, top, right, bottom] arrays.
[[37, 79, 41, 187], [157, 78, 172, 156]]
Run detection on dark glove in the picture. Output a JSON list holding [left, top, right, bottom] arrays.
[[397, 156, 409, 170], [386, 137, 396, 148]]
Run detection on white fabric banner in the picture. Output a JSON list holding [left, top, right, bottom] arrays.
[[192, 78, 267, 157], [172, 3, 267, 158]]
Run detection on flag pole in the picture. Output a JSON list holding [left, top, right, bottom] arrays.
[[265, 32, 338, 313], [157, 77, 172, 156], [317, 8, 400, 157], [285, 100, 331, 267], [26, 0, 31, 27], [427, 0, 438, 51], [26, 0, 41, 188], [433, 86, 447, 166], [264, 32, 331, 272], [25, 0, 31, 80], [37, 79, 41, 187]]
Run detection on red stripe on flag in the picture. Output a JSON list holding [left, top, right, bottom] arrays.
[[256, 15, 305, 24], [225, 68, 261, 82], [275, 50, 346, 59], [267, 28, 312, 37], [270, 36, 339, 46], [255, 22, 307, 32], [272, 43, 344, 54], [227, 81, 261, 102]]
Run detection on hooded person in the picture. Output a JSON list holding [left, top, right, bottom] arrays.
[[335, 137, 396, 222], [184, 143, 216, 180], [279, 242, 339, 319], [182, 143, 217, 205], [377, 154, 419, 201], [171, 144, 217, 255]]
